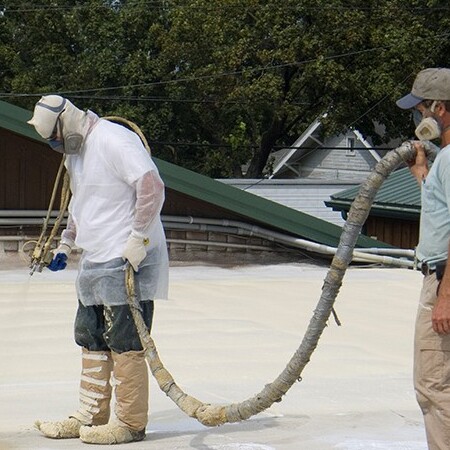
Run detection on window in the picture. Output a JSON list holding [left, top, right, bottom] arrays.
[[346, 137, 356, 156]]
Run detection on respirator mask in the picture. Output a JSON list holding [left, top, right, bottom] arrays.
[[28, 95, 84, 155], [46, 118, 82, 155], [47, 118, 64, 153], [414, 101, 442, 141], [55, 134, 83, 155]]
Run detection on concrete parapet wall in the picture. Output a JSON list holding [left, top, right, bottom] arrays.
[[0, 228, 303, 266]]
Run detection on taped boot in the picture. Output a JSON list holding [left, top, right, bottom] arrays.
[[80, 350, 148, 444], [36, 348, 113, 439]]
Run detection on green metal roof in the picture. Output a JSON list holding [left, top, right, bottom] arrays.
[[0, 100, 38, 141], [154, 157, 392, 247], [0, 99, 391, 249], [326, 167, 420, 220]]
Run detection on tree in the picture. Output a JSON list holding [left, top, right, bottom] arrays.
[[0, 0, 448, 177], [0, 0, 171, 132], [155, 0, 449, 177]]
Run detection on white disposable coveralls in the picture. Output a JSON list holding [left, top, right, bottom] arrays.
[[29, 96, 161, 442], [62, 115, 168, 305]]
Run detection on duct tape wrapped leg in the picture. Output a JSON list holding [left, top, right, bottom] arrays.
[[36, 349, 113, 439]]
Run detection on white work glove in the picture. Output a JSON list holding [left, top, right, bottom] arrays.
[[122, 232, 149, 272], [55, 242, 72, 256]]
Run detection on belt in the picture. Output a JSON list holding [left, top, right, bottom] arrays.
[[419, 261, 447, 280], [420, 263, 436, 277]]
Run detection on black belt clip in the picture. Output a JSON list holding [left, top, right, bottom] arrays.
[[420, 263, 435, 277], [420, 261, 447, 281]]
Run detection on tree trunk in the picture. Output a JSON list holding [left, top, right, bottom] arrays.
[[126, 141, 434, 426], [245, 120, 283, 178]]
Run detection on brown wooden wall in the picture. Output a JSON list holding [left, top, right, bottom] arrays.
[[163, 188, 249, 221], [0, 129, 246, 222], [0, 129, 62, 210], [365, 216, 419, 249]]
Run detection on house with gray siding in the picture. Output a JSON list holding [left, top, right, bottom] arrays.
[[268, 114, 398, 182], [219, 178, 357, 226], [226, 116, 401, 226]]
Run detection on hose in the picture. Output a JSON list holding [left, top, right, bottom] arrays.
[[125, 140, 433, 427]]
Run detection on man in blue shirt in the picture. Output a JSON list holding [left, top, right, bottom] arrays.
[[397, 67, 450, 450]]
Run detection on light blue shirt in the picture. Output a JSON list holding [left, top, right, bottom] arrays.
[[416, 143, 450, 268]]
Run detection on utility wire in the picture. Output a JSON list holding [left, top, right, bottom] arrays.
[[0, 92, 313, 106], [149, 140, 392, 151], [1, 3, 450, 12], [344, 30, 450, 130], [0, 45, 432, 98], [1, 6, 447, 172], [1, 29, 447, 99], [0, 46, 387, 98]]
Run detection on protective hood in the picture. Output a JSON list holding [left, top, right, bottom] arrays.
[[28, 95, 98, 154], [28, 95, 67, 139]]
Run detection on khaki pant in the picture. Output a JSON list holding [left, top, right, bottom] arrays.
[[414, 274, 450, 450]]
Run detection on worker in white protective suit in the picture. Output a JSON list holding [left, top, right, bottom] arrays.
[[27, 95, 169, 445]]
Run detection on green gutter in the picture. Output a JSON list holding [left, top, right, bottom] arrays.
[[0, 101, 38, 141], [326, 199, 420, 221]]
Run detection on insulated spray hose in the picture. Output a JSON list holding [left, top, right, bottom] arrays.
[[119, 117, 435, 425]]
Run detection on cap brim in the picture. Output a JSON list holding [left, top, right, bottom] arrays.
[[27, 108, 59, 139], [396, 93, 423, 109]]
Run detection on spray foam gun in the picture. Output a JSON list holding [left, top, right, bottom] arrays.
[[28, 157, 71, 275]]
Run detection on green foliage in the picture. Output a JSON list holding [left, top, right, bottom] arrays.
[[0, 0, 448, 177]]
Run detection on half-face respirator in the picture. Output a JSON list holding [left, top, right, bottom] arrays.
[[27, 95, 84, 154], [414, 101, 442, 141]]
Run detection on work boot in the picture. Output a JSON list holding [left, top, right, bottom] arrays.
[[36, 348, 113, 439], [80, 349, 148, 444], [35, 417, 82, 439]]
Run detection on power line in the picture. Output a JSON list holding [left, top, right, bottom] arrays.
[[1, 7, 446, 166], [0, 46, 412, 98], [345, 31, 450, 130], [0, 92, 313, 106], [2, 3, 450, 13], [1, 29, 448, 99], [149, 140, 392, 151]]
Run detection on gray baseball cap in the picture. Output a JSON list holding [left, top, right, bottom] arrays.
[[396, 68, 450, 109]]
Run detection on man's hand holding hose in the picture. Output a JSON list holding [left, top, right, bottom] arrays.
[[122, 232, 149, 272]]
